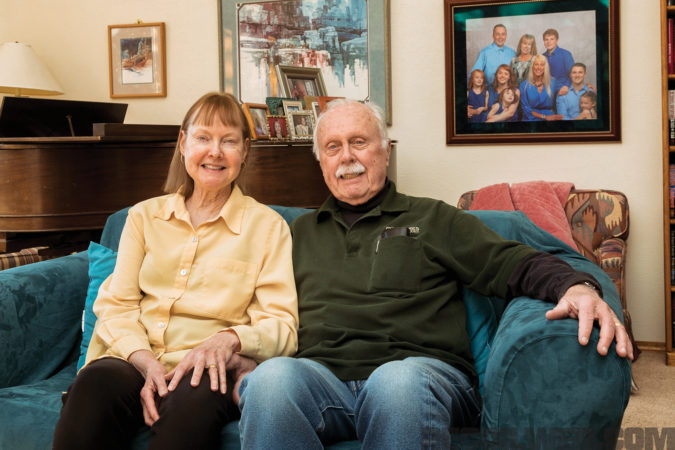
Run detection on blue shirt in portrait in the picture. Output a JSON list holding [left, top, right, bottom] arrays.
[[469, 43, 517, 85]]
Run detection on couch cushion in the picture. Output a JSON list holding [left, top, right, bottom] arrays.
[[0, 363, 75, 449], [0, 253, 88, 388], [77, 242, 118, 371]]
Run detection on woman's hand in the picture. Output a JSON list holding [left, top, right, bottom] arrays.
[[128, 349, 168, 426], [166, 330, 241, 395]]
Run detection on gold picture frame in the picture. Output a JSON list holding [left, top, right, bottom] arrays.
[[108, 22, 167, 98], [243, 103, 271, 140], [276, 66, 327, 101], [287, 111, 315, 140]]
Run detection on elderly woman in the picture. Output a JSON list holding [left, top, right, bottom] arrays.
[[53, 92, 299, 449], [519, 54, 563, 121]]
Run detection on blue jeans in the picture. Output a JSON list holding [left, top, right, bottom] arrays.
[[238, 356, 480, 449]]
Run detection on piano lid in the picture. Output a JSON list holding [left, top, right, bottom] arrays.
[[0, 97, 127, 137]]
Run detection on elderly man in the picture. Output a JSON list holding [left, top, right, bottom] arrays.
[[238, 99, 633, 449], [469, 24, 516, 85]]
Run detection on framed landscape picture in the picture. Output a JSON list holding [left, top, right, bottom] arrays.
[[108, 22, 166, 98], [444, 0, 620, 144], [219, 0, 392, 123]]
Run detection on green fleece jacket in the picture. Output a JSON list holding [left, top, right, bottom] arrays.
[[290, 183, 536, 384]]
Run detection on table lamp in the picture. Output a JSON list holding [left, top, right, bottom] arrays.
[[0, 41, 63, 96]]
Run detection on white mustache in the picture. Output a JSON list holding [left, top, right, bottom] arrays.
[[335, 161, 366, 178]]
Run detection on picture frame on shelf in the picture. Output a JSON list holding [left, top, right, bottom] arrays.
[[276, 66, 327, 100], [288, 111, 314, 140], [311, 101, 321, 123], [317, 96, 345, 114], [281, 99, 304, 116], [108, 22, 167, 98], [219, 0, 392, 123], [267, 115, 289, 139], [444, 0, 620, 144], [303, 95, 318, 110], [243, 103, 271, 140], [265, 97, 295, 116]]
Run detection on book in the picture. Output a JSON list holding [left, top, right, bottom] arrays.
[[670, 18, 674, 74]]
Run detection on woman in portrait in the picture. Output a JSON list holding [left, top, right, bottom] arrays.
[[53, 92, 299, 450], [519, 54, 563, 121], [487, 64, 520, 121], [511, 34, 537, 86]]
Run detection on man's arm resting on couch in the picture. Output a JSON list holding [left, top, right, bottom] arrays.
[[507, 252, 634, 360]]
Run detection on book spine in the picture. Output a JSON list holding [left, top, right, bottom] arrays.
[[670, 164, 675, 217], [671, 229, 675, 283], [670, 18, 675, 74]]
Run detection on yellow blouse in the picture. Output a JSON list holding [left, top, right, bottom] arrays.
[[85, 185, 298, 371]]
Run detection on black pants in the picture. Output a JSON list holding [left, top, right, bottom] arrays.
[[53, 358, 240, 450]]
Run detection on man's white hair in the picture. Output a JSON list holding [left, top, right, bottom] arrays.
[[312, 99, 389, 160]]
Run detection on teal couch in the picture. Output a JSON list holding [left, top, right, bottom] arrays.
[[0, 205, 631, 449]]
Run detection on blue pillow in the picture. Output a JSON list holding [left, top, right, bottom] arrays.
[[77, 242, 118, 371]]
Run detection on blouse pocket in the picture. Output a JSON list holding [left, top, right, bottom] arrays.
[[369, 236, 422, 293], [189, 258, 258, 319]]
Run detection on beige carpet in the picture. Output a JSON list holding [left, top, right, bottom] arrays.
[[621, 350, 675, 429]]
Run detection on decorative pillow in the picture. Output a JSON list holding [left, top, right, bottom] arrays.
[[77, 242, 118, 371]]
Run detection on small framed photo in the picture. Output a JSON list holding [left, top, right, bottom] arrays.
[[311, 102, 321, 123], [265, 97, 295, 116], [108, 22, 167, 98], [276, 65, 327, 100], [317, 96, 345, 114], [282, 99, 304, 116], [303, 95, 318, 110], [267, 115, 289, 140], [242, 103, 271, 140], [288, 111, 314, 140]]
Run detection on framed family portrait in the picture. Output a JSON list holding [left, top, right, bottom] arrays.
[[108, 22, 167, 98], [444, 0, 620, 144], [267, 115, 289, 139], [288, 111, 314, 140], [243, 103, 271, 139], [219, 0, 392, 123]]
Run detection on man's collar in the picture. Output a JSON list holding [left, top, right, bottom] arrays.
[[155, 184, 246, 234], [316, 180, 409, 223]]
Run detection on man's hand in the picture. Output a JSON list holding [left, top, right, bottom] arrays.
[[128, 349, 169, 426], [228, 353, 258, 404], [546, 283, 634, 360], [166, 330, 241, 394]]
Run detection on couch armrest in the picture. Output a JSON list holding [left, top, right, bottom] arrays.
[[0, 252, 89, 388], [481, 296, 631, 448]]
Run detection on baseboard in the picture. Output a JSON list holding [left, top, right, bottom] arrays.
[[636, 341, 666, 351]]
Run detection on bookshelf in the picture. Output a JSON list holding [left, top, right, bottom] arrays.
[[662, 1, 675, 365]]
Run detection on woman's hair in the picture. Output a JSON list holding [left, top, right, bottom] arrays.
[[467, 69, 487, 92], [492, 64, 517, 91], [163, 92, 251, 197], [526, 54, 552, 96], [516, 34, 537, 56]]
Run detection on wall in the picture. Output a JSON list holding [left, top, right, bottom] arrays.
[[2, 0, 665, 343]]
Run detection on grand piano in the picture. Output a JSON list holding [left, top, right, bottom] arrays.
[[0, 97, 328, 256]]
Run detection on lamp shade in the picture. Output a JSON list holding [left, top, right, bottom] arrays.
[[0, 42, 63, 96]]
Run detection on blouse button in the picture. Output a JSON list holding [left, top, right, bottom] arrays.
[[157, 322, 165, 329], [180, 269, 187, 276]]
